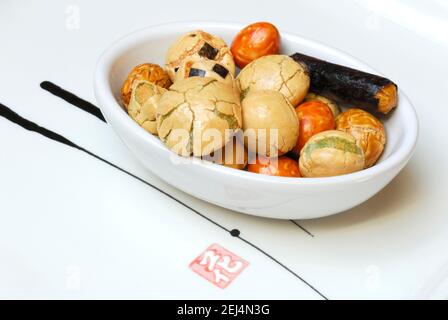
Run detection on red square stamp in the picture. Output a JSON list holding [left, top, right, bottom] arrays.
[[189, 243, 249, 289]]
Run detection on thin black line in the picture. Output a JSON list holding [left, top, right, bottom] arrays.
[[40, 81, 106, 122], [290, 220, 314, 237], [237, 236, 328, 300], [0, 102, 327, 299]]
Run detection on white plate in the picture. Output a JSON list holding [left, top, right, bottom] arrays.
[[94, 21, 418, 219]]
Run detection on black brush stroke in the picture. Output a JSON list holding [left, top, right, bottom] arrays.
[[0, 102, 328, 300], [0, 103, 226, 233], [40, 81, 316, 239], [40, 81, 106, 122]]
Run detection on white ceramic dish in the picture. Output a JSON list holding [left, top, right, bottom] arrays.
[[94, 21, 418, 219]]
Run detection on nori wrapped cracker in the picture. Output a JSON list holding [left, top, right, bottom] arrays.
[[290, 52, 398, 115]]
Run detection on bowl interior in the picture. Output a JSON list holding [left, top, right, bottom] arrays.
[[102, 22, 417, 181]]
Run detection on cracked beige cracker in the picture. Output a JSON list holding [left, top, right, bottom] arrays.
[[165, 30, 236, 81], [299, 130, 365, 177], [237, 55, 310, 106], [121, 63, 171, 107], [127, 80, 167, 134], [156, 77, 242, 157], [336, 108, 386, 168]]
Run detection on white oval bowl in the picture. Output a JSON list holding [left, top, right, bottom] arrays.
[[94, 21, 418, 219]]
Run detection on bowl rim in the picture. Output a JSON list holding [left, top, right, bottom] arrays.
[[94, 20, 419, 187]]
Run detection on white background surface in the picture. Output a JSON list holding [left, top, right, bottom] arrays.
[[0, 0, 447, 299]]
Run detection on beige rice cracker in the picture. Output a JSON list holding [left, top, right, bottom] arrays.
[[299, 130, 365, 177], [237, 55, 310, 106], [165, 30, 235, 81], [127, 80, 167, 134], [156, 77, 242, 157]]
